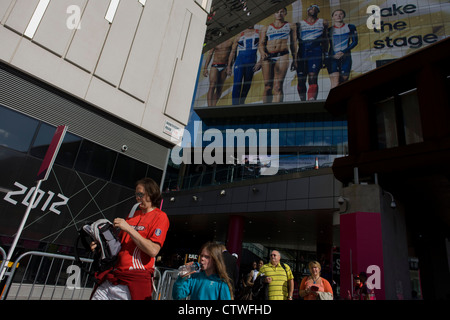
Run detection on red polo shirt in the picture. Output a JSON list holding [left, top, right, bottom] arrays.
[[114, 208, 169, 272]]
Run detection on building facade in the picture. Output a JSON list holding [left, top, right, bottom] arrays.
[[0, 0, 209, 253], [0, 0, 449, 300], [325, 37, 450, 299], [163, 0, 450, 300]]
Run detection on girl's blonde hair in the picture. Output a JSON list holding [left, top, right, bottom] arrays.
[[200, 242, 234, 300]]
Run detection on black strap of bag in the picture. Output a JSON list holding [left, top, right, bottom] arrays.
[[251, 274, 268, 300], [74, 227, 98, 278]]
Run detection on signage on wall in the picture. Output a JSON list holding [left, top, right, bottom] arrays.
[[3, 181, 69, 215], [371, 4, 439, 49], [164, 120, 183, 142], [1, 125, 68, 281]]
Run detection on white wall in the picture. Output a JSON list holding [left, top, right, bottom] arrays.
[[0, 0, 207, 145]]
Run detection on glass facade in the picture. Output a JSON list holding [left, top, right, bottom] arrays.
[[0, 104, 163, 251], [374, 88, 423, 150], [163, 112, 348, 191], [163, 0, 449, 191]]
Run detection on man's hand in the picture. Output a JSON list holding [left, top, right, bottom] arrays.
[[90, 241, 97, 252], [114, 217, 131, 233], [264, 276, 272, 284]]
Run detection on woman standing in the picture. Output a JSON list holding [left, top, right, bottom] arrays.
[[258, 7, 297, 103], [172, 242, 233, 300], [299, 261, 333, 300], [91, 178, 169, 300]]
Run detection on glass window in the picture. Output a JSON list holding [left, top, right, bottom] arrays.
[[323, 130, 333, 146], [147, 165, 163, 186], [0, 105, 39, 152], [279, 129, 287, 146], [286, 129, 296, 146], [75, 140, 117, 180], [112, 154, 148, 189], [296, 129, 305, 146], [30, 123, 82, 168], [278, 154, 298, 173], [314, 129, 323, 146], [304, 114, 315, 127], [400, 89, 423, 145], [375, 97, 398, 149], [305, 130, 314, 146], [333, 129, 343, 145]]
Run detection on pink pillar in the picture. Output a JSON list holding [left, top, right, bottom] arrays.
[[226, 215, 244, 266], [340, 212, 385, 300]]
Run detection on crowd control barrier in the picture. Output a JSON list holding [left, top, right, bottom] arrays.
[[1, 250, 95, 300], [154, 269, 184, 300], [0, 248, 177, 300]]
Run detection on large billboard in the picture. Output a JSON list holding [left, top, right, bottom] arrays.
[[193, 0, 450, 107]]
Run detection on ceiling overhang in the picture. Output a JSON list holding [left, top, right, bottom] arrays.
[[203, 0, 297, 53]]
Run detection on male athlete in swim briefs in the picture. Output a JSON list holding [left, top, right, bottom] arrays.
[[327, 9, 358, 88], [296, 4, 328, 101], [203, 38, 234, 106], [259, 8, 297, 103]]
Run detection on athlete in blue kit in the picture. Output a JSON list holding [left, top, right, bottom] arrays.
[[327, 9, 358, 88], [296, 4, 328, 101], [227, 26, 261, 105]]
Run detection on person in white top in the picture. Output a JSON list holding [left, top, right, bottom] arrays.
[[259, 8, 297, 103], [247, 259, 264, 285]]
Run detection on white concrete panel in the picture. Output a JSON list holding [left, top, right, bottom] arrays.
[[163, 10, 205, 125], [10, 39, 90, 98], [94, 1, 142, 86], [119, 0, 173, 101], [33, 0, 86, 56], [140, 0, 206, 140], [141, 103, 185, 143], [0, 25, 22, 63], [85, 77, 145, 126], [0, 0, 14, 23], [4, 0, 39, 34], [65, 0, 110, 72]]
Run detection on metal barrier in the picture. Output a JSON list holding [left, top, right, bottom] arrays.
[[154, 269, 186, 300], [1, 250, 95, 300], [0, 246, 6, 279], [0, 248, 177, 300]]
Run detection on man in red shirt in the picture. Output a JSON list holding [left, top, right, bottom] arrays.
[[91, 178, 169, 300]]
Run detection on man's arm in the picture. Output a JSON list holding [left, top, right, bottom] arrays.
[[114, 218, 161, 257], [227, 36, 239, 75], [288, 278, 294, 300], [203, 48, 214, 77], [258, 26, 268, 60], [290, 23, 298, 70], [321, 19, 329, 54], [343, 24, 358, 53]]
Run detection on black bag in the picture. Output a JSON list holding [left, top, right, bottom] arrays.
[[251, 262, 289, 300], [75, 219, 121, 274], [251, 275, 268, 300]]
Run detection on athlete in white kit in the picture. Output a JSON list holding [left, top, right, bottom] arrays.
[[259, 8, 297, 103]]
